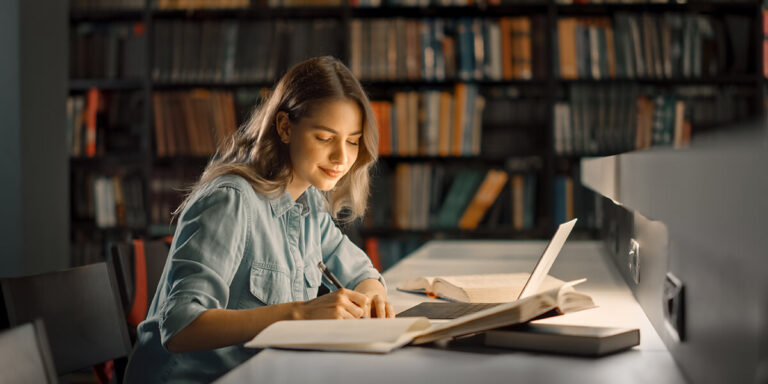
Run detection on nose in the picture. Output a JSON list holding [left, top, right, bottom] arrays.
[[329, 139, 346, 165]]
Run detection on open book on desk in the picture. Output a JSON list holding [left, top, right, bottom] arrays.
[[397, 273, 566, 303], [244, 279, 595, 353]]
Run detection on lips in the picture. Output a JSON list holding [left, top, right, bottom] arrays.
[[320, 167, 344, 178]]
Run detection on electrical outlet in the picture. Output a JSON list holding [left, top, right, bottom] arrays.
[[628, 238, 640, 284], [663, 272, 685, 342]]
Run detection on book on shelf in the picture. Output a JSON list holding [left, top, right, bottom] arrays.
[[245, 279, 595, 353], [511, 173, 537, 231], [483, 323, 640, 357], [553, 175, 574, 227], [433, 169, 486, 229], [764, 9, 768, 79], [458, 169, 509, 230], [397, 273, 565, 303]]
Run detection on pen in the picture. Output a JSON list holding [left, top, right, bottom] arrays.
[[317, 261, 343, 290]]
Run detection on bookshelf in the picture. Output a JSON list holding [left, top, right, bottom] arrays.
[[67, 0, 766, 269]]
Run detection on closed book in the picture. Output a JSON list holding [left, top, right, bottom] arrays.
[[483, 323, 640, 357]]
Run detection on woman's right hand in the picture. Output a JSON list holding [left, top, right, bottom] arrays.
[[298, 288, 371, 319]]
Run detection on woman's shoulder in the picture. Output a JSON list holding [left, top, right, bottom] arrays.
[[205, 174, 253, 193], [189, 174, 267, 209]]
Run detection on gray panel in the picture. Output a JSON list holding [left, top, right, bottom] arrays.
[[0, 0, 22, 277], [594, 126, 768, 384], [6, 0, 69, 276]]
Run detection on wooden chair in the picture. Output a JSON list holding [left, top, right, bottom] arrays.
[[0, 319, 58, 383], [0, 262, 132, 377]]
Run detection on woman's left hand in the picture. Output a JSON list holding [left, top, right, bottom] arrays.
[[366, 294, 395, 318], [354, 279, 396, 318]]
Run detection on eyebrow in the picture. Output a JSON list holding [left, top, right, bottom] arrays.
[[312, 125, 363, 136]]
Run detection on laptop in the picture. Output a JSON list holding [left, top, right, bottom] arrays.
[[396, 218, 578, 319]]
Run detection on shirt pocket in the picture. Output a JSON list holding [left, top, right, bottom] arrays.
[[248, 262, 292, 306], [303, 264, 322, 290]]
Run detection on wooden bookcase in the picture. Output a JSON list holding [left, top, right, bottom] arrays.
[[67, 0, 766, 268]]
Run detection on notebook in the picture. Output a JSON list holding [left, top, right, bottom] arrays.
[[397, 218, 578, 319]]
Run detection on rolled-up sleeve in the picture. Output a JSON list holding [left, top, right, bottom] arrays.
[[317, 211, 384, 290], [158, 185, 249, 347]]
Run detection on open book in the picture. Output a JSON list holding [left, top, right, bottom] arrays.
[[397, 273, 566, 303], [245, 279, 595, 353]]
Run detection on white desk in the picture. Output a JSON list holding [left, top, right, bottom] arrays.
[[216, 240, 687, 384]]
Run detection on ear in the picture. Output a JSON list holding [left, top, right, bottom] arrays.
[[275, 111, 291, 144]]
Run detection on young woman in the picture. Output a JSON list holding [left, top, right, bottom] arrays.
[[124, 56, 394, 383]]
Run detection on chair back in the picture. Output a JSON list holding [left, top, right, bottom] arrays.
[[0, 262, 132, 375], [0, 319, 57, 383], [108, 239, 170, 329]]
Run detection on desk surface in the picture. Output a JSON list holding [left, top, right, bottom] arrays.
[[216, 240, 688, 384]]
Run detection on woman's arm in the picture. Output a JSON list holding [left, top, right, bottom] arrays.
[[166, 288, 371, 353]]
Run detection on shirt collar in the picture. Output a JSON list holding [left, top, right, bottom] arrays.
[[268, 189, 312, 218]]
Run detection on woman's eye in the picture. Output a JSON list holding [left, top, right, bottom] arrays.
[[347, 140, 359, 146], [316, 136, 331, 143]]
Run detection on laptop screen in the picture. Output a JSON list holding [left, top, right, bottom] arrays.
[[517, 218, 578, 300]]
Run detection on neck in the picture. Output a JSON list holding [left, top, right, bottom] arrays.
[[285, 179, 309, 202]]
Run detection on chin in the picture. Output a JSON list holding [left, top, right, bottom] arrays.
[[313, 180, 339, 191]]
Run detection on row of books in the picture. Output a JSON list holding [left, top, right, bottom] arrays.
[[364, 237, 424, 272], [763, 10, 768, 78], [149, 169, 199, 225], [556, 0, 750, 3], [156, 0, 250, 8], [67, 89, 143, 158], [71, 0, 144, 10], [553, 86, 688, 155], [370, 84, 485, 157], [71, 233, 108, 268], [482, 91, 549, 156], [556, 13, 753, 80], [152, 20, 340, 83], [368, 164, 538, 231], [552, 170, 600, 233], [350, 17, 547, 82], [70, 23, 146, 80], [72, 171, 147, 229], [552, 85, 753, 155], [152, 90, 238, 157]]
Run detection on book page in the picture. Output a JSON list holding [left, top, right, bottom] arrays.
[[412, 279, 591, 345], [244, 317, 432, 350], [433, 274, 565, 303], [397, 276, 436, 292]]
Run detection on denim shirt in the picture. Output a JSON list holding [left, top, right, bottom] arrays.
[[124, 174, 383, 383]]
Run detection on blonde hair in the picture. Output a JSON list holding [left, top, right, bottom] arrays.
[[175, 56, 379, 223]]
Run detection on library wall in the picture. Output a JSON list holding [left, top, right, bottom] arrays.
[[66, 0, 767, 271], [1, 0, 69, 276]]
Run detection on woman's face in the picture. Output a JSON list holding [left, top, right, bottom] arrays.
[[280, 99, 363, 195]]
